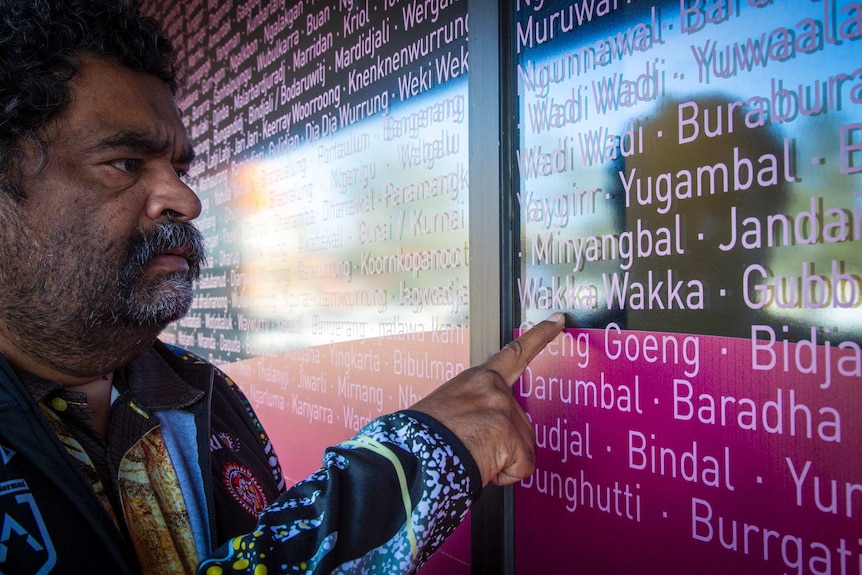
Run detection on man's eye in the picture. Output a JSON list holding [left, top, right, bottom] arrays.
[[112, 158, 143, 173]]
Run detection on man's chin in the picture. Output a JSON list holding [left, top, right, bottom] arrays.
[[123, 279, 195, 327]]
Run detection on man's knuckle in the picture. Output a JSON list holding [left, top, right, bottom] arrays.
[[502, 340, 525, 358], [470, 365, 506, 387]]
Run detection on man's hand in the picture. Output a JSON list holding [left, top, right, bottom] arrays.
[[411, 313, 565, 487]]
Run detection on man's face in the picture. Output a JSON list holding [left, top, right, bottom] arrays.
[[0, 55, 205, 378]]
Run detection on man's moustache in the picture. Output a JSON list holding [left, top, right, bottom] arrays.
[[125, 221, 207, 280]]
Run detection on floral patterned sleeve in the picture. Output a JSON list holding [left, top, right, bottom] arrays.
[[196, 410, 482, 575]]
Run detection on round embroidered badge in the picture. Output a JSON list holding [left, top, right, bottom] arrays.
[[223, 462, 268, 516], [217, 431, 240, 451]]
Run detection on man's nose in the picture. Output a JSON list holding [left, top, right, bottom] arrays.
[[144, 166, 202, 223]]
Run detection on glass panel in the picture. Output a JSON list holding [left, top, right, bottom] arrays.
[[510, 0, 862, 572]]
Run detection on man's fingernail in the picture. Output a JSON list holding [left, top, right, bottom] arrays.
[[547, 312, 564, 323]]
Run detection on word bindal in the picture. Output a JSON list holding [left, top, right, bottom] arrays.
[[629, 431, 735, 491]]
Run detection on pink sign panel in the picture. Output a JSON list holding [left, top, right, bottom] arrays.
[[516, 327, 860, 574]]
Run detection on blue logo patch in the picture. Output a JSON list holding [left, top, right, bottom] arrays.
[[0, 479, 56, 575]]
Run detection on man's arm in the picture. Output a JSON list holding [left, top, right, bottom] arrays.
[[197, 314, 564, 574]]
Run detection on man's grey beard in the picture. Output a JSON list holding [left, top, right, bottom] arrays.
[[110, 220, 208, 328]]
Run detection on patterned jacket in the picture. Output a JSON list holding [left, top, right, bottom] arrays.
[[0, 341, 480, 574]]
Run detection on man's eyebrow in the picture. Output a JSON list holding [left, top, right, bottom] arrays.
[[92, 130, 196, 164]]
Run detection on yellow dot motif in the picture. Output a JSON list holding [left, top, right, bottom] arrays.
[[50, 397, 67, 411]]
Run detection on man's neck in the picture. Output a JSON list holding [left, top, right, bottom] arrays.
[[63, 372, 115, 438], [0, 325, 135, 383]]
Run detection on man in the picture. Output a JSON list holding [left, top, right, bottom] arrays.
[[0, 0, 564, 573]]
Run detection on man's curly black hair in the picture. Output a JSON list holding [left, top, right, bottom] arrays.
[[0, 0, 178, 196]]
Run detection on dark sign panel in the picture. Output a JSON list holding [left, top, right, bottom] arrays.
[[140, 1, 472, 572]]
